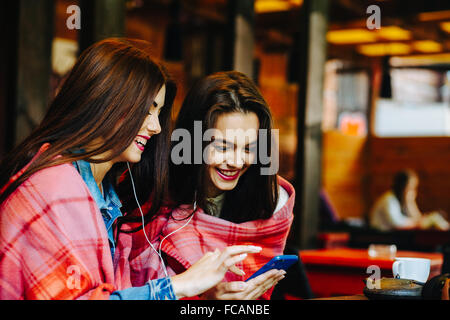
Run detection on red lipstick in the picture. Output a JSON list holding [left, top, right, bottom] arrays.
[[135, 135, 150, 151], [215, 168, 240, 181]]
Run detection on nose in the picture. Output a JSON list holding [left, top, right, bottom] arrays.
[[145, 113, 161, 135], [226, 149, 245, 169]]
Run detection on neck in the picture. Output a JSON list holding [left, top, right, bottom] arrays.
[[204, 178, 225, 199], [205, 186, 225, 199], [90, 161, 114, 189], [85, 139, 116, 188], [207, 191, 225, 199]]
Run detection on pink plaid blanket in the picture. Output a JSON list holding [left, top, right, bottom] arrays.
[[0, 145, 132, 299], [127, 176, 295, 300]]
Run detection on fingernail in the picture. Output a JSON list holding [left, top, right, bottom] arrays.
[[236, 268, 246, 276], [239, 253, 248, 259], [249, 246, 262, 252]]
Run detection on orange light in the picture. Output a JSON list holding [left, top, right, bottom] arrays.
[[255, 0, 303, 13], [413, 40, 443, 53], [327, 29, 377, 44], [357, 43, 412, 56], [376, 26, 411, 41], [441, 22, 450, 33], [327, 26, 411, 45]]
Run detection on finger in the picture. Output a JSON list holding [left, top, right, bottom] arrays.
[[247, 269, 280, 284], [221, 281, 249, 293], [200, 249, 220, 261], [219, 245, 262, 262], [223, 253, 248, 271], [247, 277, 281, 300], [244, 271, 285, 299], [229, 265, 246, 276]]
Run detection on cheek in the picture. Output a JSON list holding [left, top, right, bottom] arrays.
[[207, 148, 225, 165], [208, 166, 221, 186], [246, 152, 257, 165]]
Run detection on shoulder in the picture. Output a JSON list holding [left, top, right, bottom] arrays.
[[372, 191, 400, 215], [23, 163, 89, 199], [1, 163, 94, 222], [0, 163, 103, 253], [273, 176, 295, 216], [279, 186, 289, 201], [277, 176, 295, 199], [377, 191, 398, 206], [274, 185, 289, 213]]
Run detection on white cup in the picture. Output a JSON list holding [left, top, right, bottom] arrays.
[[392, 257, 431, 283]]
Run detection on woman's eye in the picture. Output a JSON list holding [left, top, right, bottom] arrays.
[[148, 108, 162, 116], [214, 145, 228, 152], [246, 146, 257, 153]]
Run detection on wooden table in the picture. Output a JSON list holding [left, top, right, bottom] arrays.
[[300, 248, 443, 298]]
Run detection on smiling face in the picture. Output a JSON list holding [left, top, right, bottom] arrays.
[[204, 111, 259, 198], [116, 84, 166, 163]]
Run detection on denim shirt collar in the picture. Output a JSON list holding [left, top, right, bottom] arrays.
[[72, 160, 122, 217]]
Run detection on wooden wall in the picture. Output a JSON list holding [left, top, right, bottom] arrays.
[[321, 130, 368, 219], [321, 132, 450, 221], [368, 136, 450, 216], [257, 50, 298, 181]]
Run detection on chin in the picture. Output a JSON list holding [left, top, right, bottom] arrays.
[[122, 152, 142, 163], [129, 155, 142, 163], [215, 181, 238, 192]]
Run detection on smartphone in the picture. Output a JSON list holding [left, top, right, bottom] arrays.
[[245, 255, 298, 282]]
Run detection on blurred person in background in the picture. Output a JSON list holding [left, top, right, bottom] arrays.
[[370, 169, 449, 232]]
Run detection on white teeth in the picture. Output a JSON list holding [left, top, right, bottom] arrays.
[[219, 170, 238, 176], [135, 137, 147, 146]]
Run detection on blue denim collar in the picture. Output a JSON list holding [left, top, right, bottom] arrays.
[[72, 160, 122, 215]]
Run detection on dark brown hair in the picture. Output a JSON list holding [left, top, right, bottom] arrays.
[[168, 71, 279, 223], [392, 169, 418, 205], [0, 38, 176, 211]]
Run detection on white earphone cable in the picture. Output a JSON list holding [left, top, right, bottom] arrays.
[[126, 162, 169, 278], [158, 201, 195, 259], [126, 162, 196, 280]]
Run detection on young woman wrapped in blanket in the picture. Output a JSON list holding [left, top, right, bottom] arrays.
[[0, 39, 261, 300], [121, 71, 294, 300]]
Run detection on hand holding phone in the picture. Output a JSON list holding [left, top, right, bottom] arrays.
[[245, 255, 298, 282]]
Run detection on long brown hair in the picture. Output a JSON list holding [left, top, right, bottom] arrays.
[[169, 71, 279, 223], [0, 38, 176, 208], [392, 169, 418, 206]]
